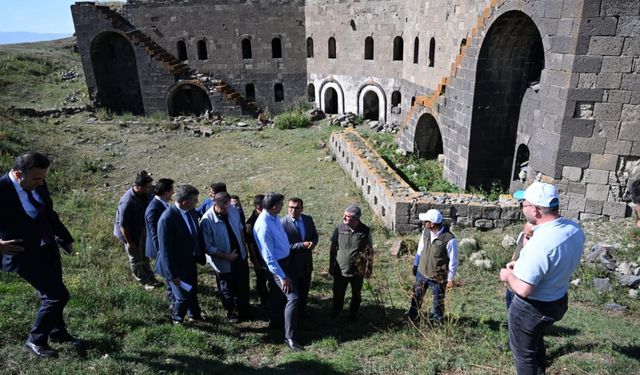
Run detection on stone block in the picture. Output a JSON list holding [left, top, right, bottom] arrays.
[[586, 183, 611, 200], [590, 153, 619, 170], [580, 212, 603, 221], [431, 204, 452, 217], [621, 104, 640, 122], [606, 90, 632, 104], [595, 73, 622, 89], [601, 0, 640, 17], [617, 16, 640, 37], [474, 219, 494, 229], [390, 239, 407, 258], [619, 122, 640, 142], [564, 118, 595, 138], [482, 205, 501, 220], [562, 166, 583, 182], [556, 150, 590, 168], [568, 88, 603, 102], [631, 142, 640, 156], [452, 203, 468, 217], [623, 38, 640, 56], [573, 55, 602, 73], [585, 199, 604, 214], [601, 57, 634, 73], [593, 102, 622, 121], [494, 219, 512, 228], [584, 169, 611, 184], [579, 17, 618, 36], [501, 206, 521, 219], [621, 74, 640, 91], [468, 203, 483, 219], [571, 136, 606, 153], [578, 73, 597, 89], [456, 217, 472, 227], [562, 210, 580, 220], [395, 202, 411, 217], [588, 36, 625, 55], [568, 196, 586, 211], [605, 139, 632, 155], [602, 201, 628, 218], [594, 121, 620, 139]]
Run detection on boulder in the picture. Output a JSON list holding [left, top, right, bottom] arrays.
[[501, 235, 517, 249], [630, 289, 639, 299], [390, 239, 407, 258], [617, 262, 632, 275], [603, 303, 626, 312], [570, 278, 581, 286], [593, 277, 612, 293], [618, 275, 640, 288]]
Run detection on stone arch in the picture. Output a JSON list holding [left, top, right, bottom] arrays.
[[167, 81, 212, 117], [90, 31, 144, 115], [242, 38, 252, 59], [364, 37, 374, 60], [320, 80, 344, 114], [393, 36, 403, 61], [306, 37, 314, 58], [197, 39, 207, 60], [177, 40, 187, 61], [467, 10, 545, 190], [357, 83, 386, 122], [414, 113, 443, 159]]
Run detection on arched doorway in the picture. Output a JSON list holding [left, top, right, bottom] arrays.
[[324, 87, 338, 114], [90, 32, 144, 114], [167, 83, 212, 117], [363, 91, 379, 121], [414, 113, 443, 159], [513, 144, 530, 181], [467, 11, 544, 190], [307, 83, 316, 102]]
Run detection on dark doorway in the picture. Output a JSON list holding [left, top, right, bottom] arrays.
[[393, 36, 403, 61], [307, 83, 315, 102], [324, 87, 338, 114], [363, 91, 379, 121], [364, 37, 374, 60], [242, 38, 252, 59], [274, 83, 284, 102], [414, 113, 443, 159], [168, 84, 212, 116], [513, 144, 530, 181], [391, 91, 401, 107], [245, 84, 256, 102], [272, 38, 282, 58], [177, 40, 187, 61], [413, 37, 419, 64], [197, 40, 207, 60], [306, 37, 314, 58], [90, 32, 144, 115], [467, 11, 545, 190]]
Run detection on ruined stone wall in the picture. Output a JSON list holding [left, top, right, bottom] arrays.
[[124, 0, 307, 112]]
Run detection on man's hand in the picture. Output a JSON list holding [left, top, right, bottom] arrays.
[[280, 277, 293, 294], [446, 280, 454, 289], [303, 241, 315, 249], [0, 239, 24, 255], [61, 242, 74, 255], [227, 249, 239, 262], [172, 277, 181, 286], [499, 267, 513, 283]]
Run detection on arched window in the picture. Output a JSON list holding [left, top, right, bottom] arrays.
[[393, 36, 403, 61], [245, 84, 256, 102], [459, 38, 467, 54], [391, 91, 401, 107], [307, 83, 315, 102], [306, 37, 314, 58], [364, 37, 374, 60], [328, 37, 336, 59], [197, 39, 207, 60], [242, 38, 252, 59], [177, 40, 187, 61], [411, 96, 416, 107], [272, 37, 282, 58], [274, 83, 284, 102], [413, 37, 419, 64], [428, 37, 436, 67]]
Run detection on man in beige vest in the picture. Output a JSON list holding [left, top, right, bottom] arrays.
[[408, 209, 458, 323]]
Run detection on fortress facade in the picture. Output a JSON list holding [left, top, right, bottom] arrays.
[[72, 0, 640, 223]]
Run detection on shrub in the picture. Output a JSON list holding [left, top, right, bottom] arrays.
[[274, 110, 311, 130]]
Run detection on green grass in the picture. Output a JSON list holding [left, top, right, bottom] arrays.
[[0, 38, 638, 375]]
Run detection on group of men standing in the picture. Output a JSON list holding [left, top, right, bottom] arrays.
[[1, 151, 588, 374]]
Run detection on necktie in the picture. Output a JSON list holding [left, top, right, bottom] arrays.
[[26, 190, 55, 245], [186, 211, 200, 256], [26, 190, 44, 216], [294, 219, 302, 239]]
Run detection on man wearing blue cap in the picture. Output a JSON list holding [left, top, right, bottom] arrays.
[[408, 209, 458, 323], [500, 182, 585, 374]]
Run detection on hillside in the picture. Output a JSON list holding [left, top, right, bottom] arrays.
[[0, 39, 638, 375]]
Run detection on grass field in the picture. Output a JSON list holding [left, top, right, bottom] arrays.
[[0, 39, 638, 375]]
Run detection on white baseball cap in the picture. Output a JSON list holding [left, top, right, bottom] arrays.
[[418, 209, 442, 224], [523, 182, 560, 208]]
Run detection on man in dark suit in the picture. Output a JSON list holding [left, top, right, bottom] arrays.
[[0, 152, 81, 358], [155, 184, 206, 325], [281, 197, 318, 318], [144, 178, 174, 305]]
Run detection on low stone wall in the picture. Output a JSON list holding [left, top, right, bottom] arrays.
[[329, 130, 524, 233]]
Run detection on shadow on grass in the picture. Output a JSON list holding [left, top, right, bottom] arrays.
[[613, 343, 640, 361], [117, 349, 348, 374], [447, 315, 504, 332], [546, 324, 579, 337], [547, 341, 599, 364]]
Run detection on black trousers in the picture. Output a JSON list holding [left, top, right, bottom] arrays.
[[16, 246, 70, 346], [332, 273, 363, 318], [219, 257, 250, 319]]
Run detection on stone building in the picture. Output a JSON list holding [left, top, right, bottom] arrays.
[[72, 0, 640, 222]]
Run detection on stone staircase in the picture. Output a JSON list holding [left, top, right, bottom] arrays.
[[93, 4, 257, 115]]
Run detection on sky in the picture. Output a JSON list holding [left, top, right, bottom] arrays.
[[0, 0, 124, 34]]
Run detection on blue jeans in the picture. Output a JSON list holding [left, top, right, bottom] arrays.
[[408, 278, 446, 321], [506, 289, 514, 310], [508, 294, 568, 375]]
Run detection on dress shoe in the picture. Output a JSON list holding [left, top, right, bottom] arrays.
[[171, 319, 183, 326], [284, 338, 305, 352], [187, 315, 207, 325], [23, 341, 58, 358], [50, 333, 84, 350]]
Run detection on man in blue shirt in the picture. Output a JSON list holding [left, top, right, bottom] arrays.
[[500, 182, 585, 374], [253, 192, 304, 351]]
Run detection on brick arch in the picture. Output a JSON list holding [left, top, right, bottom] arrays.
[[357, 83, 386, 123], [166, 80, 212, 117], [467, 10, 545, 190], [319, 79, 344, 115], [90, 31, 144, 115]]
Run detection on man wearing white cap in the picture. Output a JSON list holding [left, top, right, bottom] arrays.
[[408, 209, 458, 323], [500, 182, 585, 374]]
